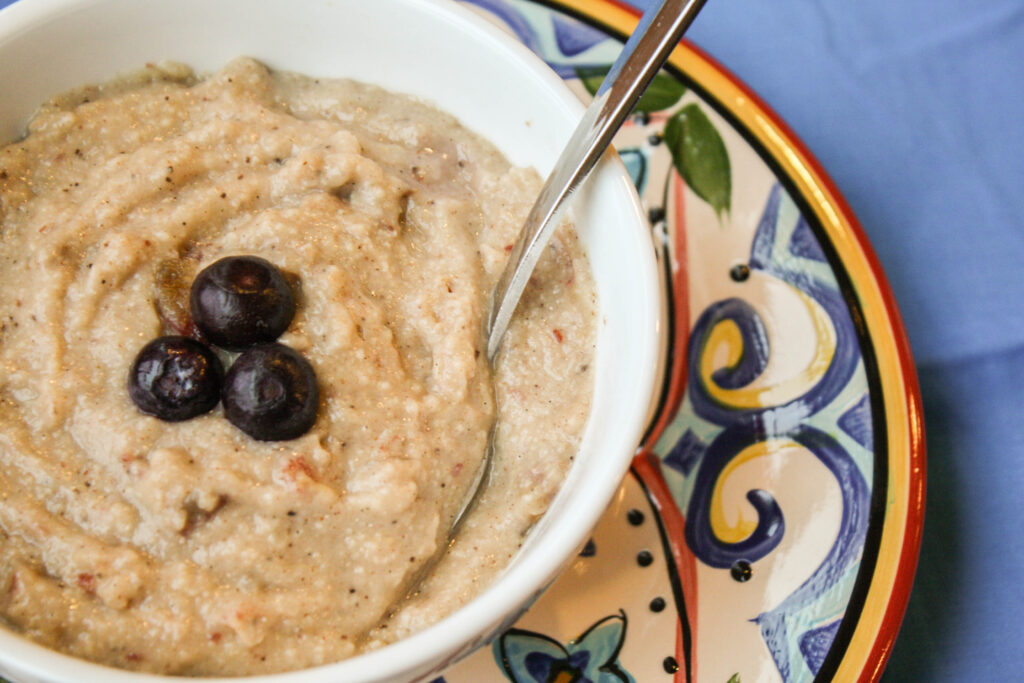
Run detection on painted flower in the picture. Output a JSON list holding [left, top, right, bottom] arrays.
[[493, 612, 634, 683]]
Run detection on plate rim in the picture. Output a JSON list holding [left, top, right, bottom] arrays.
[[534, 0, 927, 679]]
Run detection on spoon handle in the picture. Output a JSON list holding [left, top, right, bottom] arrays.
[[486, 0, 708, 360]]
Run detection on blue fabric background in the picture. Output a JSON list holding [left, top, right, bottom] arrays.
[[1, 0, 1021, 679]]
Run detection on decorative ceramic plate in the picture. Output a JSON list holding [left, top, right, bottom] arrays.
[[434, 1, 927, 682]]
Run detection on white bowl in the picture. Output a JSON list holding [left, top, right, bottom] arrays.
[[0, 0, 661, 681]]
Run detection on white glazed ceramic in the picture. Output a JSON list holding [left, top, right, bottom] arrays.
[[0, 0, 661, 681]]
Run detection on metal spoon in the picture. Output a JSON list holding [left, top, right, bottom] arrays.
[[451, 0, 709, 534], [486, 0, 709, 361]]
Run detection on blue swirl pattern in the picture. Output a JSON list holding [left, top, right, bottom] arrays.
[[753, 426, 870, 680], [688, 186, 861, 432], [681, 184, 872, 679], [683, 424, 786, 567]]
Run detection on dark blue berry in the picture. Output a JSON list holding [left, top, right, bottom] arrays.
[[190, 256, 295, 350], [128, 336, 223, 421], [222, 343, 318, 441]]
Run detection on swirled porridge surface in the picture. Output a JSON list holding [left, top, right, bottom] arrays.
[[0, 58, 595, 675]]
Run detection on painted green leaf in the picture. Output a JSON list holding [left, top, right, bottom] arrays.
[[576, 65, 686, 113], [727, 675, 741, 683], [664, 102, 731, 217]]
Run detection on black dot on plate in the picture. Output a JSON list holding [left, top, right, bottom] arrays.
[[730, 263, 751, 282], [648, 132, 663, 146], [637, 550, 654, 567], [627, 508, 645, 526], [647, 206, 666, 224], [663, 656, 679, 674], [649, 596, 666, 613], [579, 538, 597, 557], [731, 559, 753, 582]]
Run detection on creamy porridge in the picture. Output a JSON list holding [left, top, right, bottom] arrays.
[[0, 58, 596, 675]]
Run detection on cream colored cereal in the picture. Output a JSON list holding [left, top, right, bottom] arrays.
[[0, 58, 595, 675]]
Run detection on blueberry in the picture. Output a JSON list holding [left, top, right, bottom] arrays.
[[190, 256, 295, 350], [128, 336, 223, 421], [222, 343, 319, 441]]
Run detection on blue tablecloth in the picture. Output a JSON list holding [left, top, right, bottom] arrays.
[[2, 0, 1022, 679]]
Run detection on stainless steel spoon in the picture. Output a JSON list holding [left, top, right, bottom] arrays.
[[486, 0, 709, 361], [451, 0, 709, 534]]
